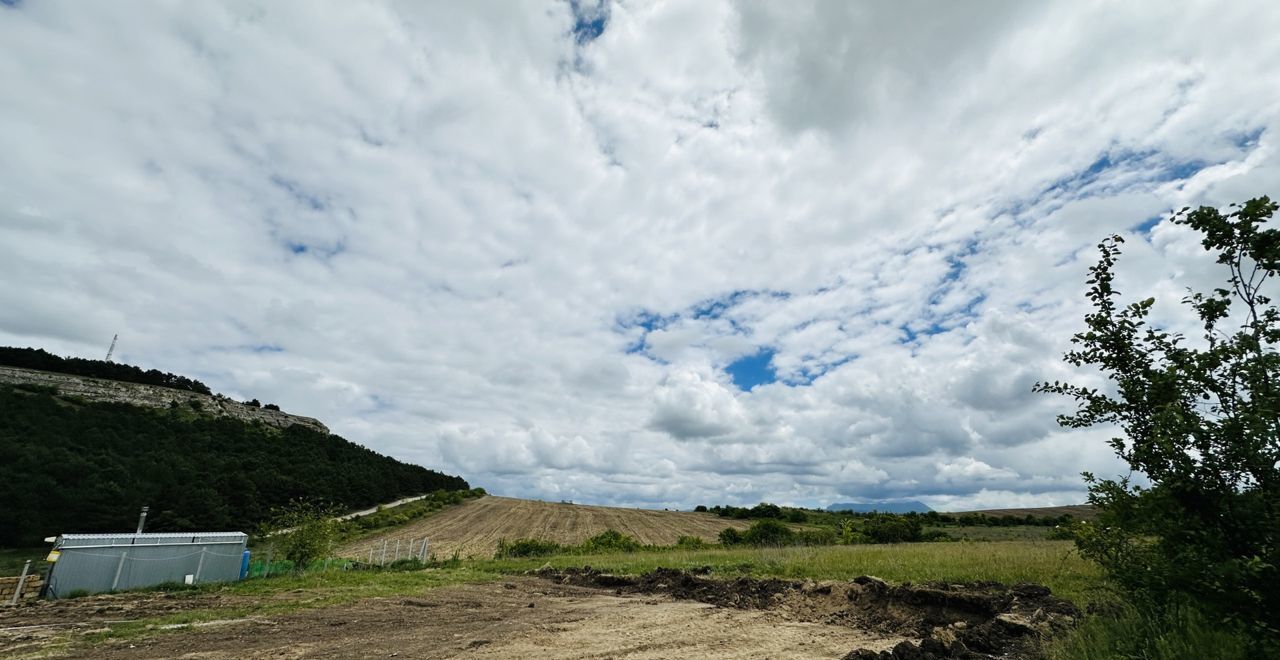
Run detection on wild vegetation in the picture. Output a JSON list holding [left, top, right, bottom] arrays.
[[0, 346, 213, 394], [0, 385, 469, 546], [1038, 196, 1280, 653]]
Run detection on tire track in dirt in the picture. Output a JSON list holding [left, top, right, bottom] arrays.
[[337, 496, 752, 560]]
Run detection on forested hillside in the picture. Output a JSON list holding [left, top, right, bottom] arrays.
[[0, 346, 212, 394], [0, 385, 468, 545]]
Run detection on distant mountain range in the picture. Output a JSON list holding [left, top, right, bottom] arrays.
[[827, 500, 933, 514]]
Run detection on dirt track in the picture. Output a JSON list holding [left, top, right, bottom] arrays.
[[337, 496, 752, 559]]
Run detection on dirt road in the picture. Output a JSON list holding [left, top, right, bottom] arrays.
[[338, 496, 752, 559]]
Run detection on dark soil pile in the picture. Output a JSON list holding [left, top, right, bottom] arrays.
[[535, 567, 1079, 659]]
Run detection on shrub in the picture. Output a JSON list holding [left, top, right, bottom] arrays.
[[262, 499, 338, 568], [675, 535, 708, 549], [693, 505, 708, 512], [742, 519, 795, 546], [795, 528, 838, 546], [494, 538, 562, 558], [862, 515, 922, 544], [1036, 198, 1280, 645], [579, 529, 642, 553], [718, 527, 743, 546]]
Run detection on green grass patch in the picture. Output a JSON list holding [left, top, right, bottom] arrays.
[[0, 547, 47, 576], [1045, 601, 1255, 660], [475, 540, 1104, 606], [927, 525, 1052, 541], [75, 565, 503, 647]]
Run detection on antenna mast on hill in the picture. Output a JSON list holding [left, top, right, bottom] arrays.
[[105, 334, 118, 362]]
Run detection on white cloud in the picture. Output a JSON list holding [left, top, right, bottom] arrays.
[[2, 0, 1278, 510]]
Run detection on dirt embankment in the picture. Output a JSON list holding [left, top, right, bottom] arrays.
[[337, 496, 752, 559], [540, 567, 1080, 659]]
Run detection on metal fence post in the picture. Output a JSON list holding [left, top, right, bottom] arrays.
[[8, 561, 31, 606], [380, 540, 388, 566], [264, 550, 273, 578], [111, 550, 128, 591], [368, 545, 374, 565], [419, 539, 428, 561], [194, 549, 206, 583], [394, 539, 401, 562]]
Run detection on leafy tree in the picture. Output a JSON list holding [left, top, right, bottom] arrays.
[[1036, 197, 1279, 642], [262, 499, 339, 568]]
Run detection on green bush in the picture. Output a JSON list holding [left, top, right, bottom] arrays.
[[494, 538, 562, 558], [1037, 198, 1280, 645], [579, 529, 642, 553], [742, 519, 795, 546], [675, 535, 708, 549], [718, 527, 743, 546], [861, 514, 922, 543], [263, 500, 339, 568]]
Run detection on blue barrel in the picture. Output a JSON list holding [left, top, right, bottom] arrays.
[[240, 550, 251, 579]]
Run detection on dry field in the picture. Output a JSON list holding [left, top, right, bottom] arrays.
[[337, 496, 753, 560]]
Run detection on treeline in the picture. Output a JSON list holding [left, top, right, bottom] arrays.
[[0, 385, 469, 546], [0, 346, 213, 394], [697, 502, 1076, 528], [699, 503, 809, 523]]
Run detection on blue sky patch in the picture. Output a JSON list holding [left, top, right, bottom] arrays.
[[1231, 126, 1264, 149], [1134, 215, 1163, 235], [726, 348, 777, 391], [570, 1, 608, 44]]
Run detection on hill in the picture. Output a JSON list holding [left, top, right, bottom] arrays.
[[336, 496, 753, 559], [0, 382, 468, 546], [0, 346, 212, 394]]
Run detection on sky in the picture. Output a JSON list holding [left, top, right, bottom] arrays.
[[2, 0, 1279, 511]]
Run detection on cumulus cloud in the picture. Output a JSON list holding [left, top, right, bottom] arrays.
[[2, 0, 1278, 510]]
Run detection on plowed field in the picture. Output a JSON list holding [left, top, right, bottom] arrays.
[[337, 496, 752, 560]]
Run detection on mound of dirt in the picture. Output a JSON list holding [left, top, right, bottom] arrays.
[[535, 567, 1079, 659]]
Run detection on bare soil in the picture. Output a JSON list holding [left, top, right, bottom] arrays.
[[3, 578, 905, 659], [541, 567, 1080, 659], [1, 569, 1077, 659], [337, 496, 753, 559]]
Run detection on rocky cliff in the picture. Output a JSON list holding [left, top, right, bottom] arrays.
[[0, 365, 329, 434]]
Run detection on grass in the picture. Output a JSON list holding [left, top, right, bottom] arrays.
[[23, 539, 1108, 653], [0, 547, 47, 576], [1044, 601, 1255, 660], [475, 539, 1104, 605], [79, 564, 504, 645], [928, 525, 1053, 541]]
